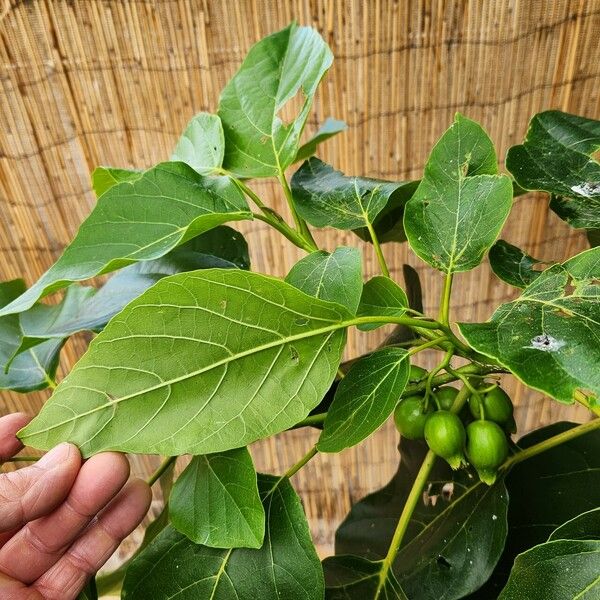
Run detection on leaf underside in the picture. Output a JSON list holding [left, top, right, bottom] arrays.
[[488, 239, 547, 288]]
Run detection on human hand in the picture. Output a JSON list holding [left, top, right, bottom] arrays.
[[0, 413, 151, 599]]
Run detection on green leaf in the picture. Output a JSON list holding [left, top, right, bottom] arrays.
[[295, 117, 347, 163], [171, 112, 224, 174], [122, 475, 324, 600], [353, 181, 420, 245], [549, 507, 600, 542], [91, 167, 141, 197], [459, 247, 600, 403], [76, 578, 98, 600], [285, 247, 363, 313], [498, 540, 600, 600], [506, 110, 600, 229], [19, 269, 351, 457], [318, 348, 409, 453], [488, 240, 548, 288], [356, 276, 408, 332], [0, 162, 251, 317], [292, 157, 403, 230], [469, 422, 600, 598], [404, 113, 513, 273], [8, 227, 250, 361], [323, 555, 408, 599], [587, 229, 600, 248], [0, 280, 63, 392], [218, 23, 332, 178], [335, 439, 508, 600], [169, 447, 265, 548]]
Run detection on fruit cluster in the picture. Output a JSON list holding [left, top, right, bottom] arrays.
[[394, 366, 515, 485]]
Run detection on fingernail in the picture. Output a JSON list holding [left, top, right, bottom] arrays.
[[37, 443, 74, 469]]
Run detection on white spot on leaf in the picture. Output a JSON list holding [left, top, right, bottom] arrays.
[[527, 334, 566, 352], [571, 182, 600, 197]]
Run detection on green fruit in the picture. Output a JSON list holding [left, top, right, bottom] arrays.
[[434, 386, 459, 411], [424, 411, 466, 469], [470, 387, 516, 433], [466, 420, 509, 485], [409, 365, 427, 382], [394, 397, 432, 439]]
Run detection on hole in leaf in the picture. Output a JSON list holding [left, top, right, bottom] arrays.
[[437, 555, 452, 569]]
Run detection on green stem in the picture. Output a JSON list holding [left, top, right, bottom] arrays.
[[147, 456, 177, 487], [278, 171, 318, 250], [252, 212, 314, 252], [375, 383, 471, 597], [502, 417, 600, 471], [229, 176, 268, 211], [291, 413, 327, 429], [4, 455, 39, 463], [350, 315, 441, 330], [407, 337, 449, 356], [284, 445, 318, 479], [439, 272, 453, 326], [574, 390, 600, 418], [366, 220, 390, 278]]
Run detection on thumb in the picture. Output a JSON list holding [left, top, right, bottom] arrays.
[[0, 443, 81, 533]]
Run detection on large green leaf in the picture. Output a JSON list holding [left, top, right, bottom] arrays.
[[19, 270, 351, 457], [218, 23, 332, 178], [335, 439, 508, 600], [0, 280, 63, 392], [459, 247, 600, 403], [353, 181, 420, 245], [0, 162, 252, 317], [91, 167, 141, 197], [404, 113, 513, 273], [548, 507, 600, 542], [171, 112, 224, 174], [318, 348, 409, 453], [295, 117, 347, 163], [506, 111, 600, 228], [169, 447, 264, 548], [285, 247, 363, 313], [323, 555, 407, 599], [292, 158, 403, 230], [469, 422, 600, 598], [488, 240, 547, 288], [498, 540, 600, 600], [356, 276, 408, 332], [122, 475, 324, 599]]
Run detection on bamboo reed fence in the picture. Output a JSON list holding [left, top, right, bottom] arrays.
[[1, 0, 598, 563]]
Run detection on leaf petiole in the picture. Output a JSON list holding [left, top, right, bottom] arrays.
[[147, 456, 177, 487], [278, 170, 318, 251], [366, 220, 390, 278]]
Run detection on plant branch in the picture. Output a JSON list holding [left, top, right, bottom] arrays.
[[252, 212, 315, 252], [278, 171, 318, 250], [147, 456, 177, 487], [375, 383, 472, 597], [502, 417, 600, 471], [574, 390, 600, 418], [439, 272, 453, 326], [366, 220, 390, 278], [284, 445, 318, 479], [291, 413, 327, 429]]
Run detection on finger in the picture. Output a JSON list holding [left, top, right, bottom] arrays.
[[34, 479, 151, 600], [0, 571, 43, 600], [0, 413, 31, 463], [0, 443, 80, 533], [0, 452, 130, 583]]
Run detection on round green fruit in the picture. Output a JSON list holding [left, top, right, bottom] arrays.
[[394, 397, 432, 439], [424, 411, 466, 469], [409, 365, 427, 382], [466, 420, 509, 485], [470, 387, 516, 433], [434, 386, 459, 411]]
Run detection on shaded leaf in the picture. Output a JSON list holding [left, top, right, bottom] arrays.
[[169, 447, 264, 548], [498, 540, 600, 600], [548, 507, 600, 542], [76, 578, 97, 600], [171, 112, 224, 174], [19, 270, 350, 457], [318, 347, 409, 452], [404, 113, 513, 273], [488, 240, 548, 288], [506, 110, 600, 228], [295, 117, 347, 163], [285, 247, 363, 313], [218, 23, 332, 178], [0, 162, 251, 317], [468, 422, 600, 598], [91, 167, 141, 197], [587, 228, 600, 248], [356, 276, 408, 332], [292, 158, 404, 230], [122, 475, 324, 599], [354, 181, 420, 245], [336, 439, 508, 600], [324, 555, 407, 599], [0, 280, 63, 392], [459, 247, 600, 403]]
